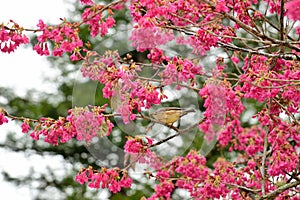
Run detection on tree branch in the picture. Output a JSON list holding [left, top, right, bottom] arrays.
[[218, 41, 300, 61], [259, 180, 300, 199], [149, 117, 205, 148], [279, 0, 285, 42]]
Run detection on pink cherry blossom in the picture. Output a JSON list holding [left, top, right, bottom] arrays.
[[286, 0, 300, 21], [0, 26, 29, 53], [79, 0, 94, 5], [75, 166, 132, 193], [21, 120, 30, 133], [0, 113, 8, 125]]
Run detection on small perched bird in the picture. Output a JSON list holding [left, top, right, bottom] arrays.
[[151, 107, 195, 125]]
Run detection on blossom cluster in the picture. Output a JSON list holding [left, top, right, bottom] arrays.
[[128, 0, 235, 55], [122, 135, 165, 171], [198, 80, 227, 137], [130, 26, 174, 52], [79, 0, 94, 6], [33, 20, 84, 60], [0, 22, 29, 53], [239, 55, 300, 114], [124, 135, 153, 154], [70, 106, 114, 143], [81, 50, 162, 124], [148, 150, 254, 199], [81, 4, 115, 37], [124, 136, 152, 163], [286, 0, 300, 21], [21, 106, 113, 145], [147, 149, 300, 199], [198, 79, 247, 146], [75, 166, 132, 193], [159, 56, 202, 86], [266, 119, 299, 177], [33, 2, 117, 60]]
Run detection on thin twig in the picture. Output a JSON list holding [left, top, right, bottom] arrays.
[[272, 98, 300, 125], [75, 0, 125, 28], [149, 117, 205, 148], [218, 41, 300, 61], [251, 81, 300, 89], [225, 183, 261, 193], [261, 94, 272, 195], [279, 0, 285, 52]]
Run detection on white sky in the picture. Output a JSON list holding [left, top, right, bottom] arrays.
[[0, 1, 76, 199]]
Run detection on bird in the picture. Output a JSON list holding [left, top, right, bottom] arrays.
[[151, 107, 195, 125]]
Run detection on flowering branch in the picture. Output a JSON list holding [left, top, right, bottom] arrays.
[[260, 180, 300, 200]]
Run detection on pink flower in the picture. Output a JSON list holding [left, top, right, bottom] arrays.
[[156, 170, 170, 181], [188, 28, 218, 56], [0, 113, 8, 125], [105, 16, 115, 28], [76, 167, 132, 193], [34, 21, 83, 60], [108, 179, 121, 193], [79, 0, 94, 5], [70, 52, 80, 61], [71, 108, 109, 143], [123, 136, 154, 168], [75, 172, 89, 184], [286, 0, 300, 21], [36, 19, 46, 30], [198, 82, 231, 138], [215, 0, 230, 13], [231, 56, 239, 64], [21, 120, 30, 133], [124, 137, 144, 154], [82, 6, 115, 37], [130, 26, 174, 51], [147, 48, 170, 64], [0, 27, 29, 53], [33, 43, 50, 56], [119, 174, 133, 188], [117, 104, 130, 124], [29, 131, 40, 140], [149, 181, 174, 200]]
